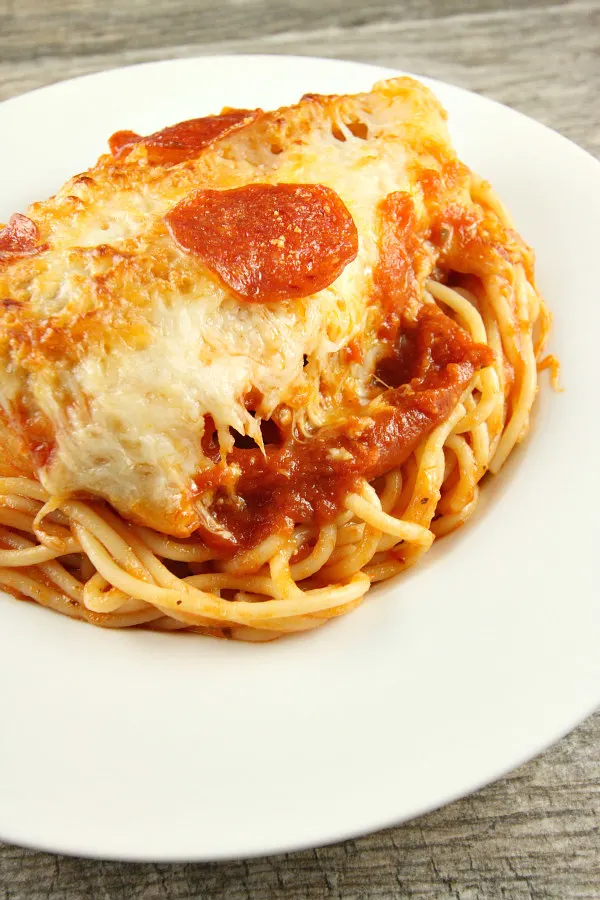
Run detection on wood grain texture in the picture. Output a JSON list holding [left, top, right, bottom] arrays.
[[0, 1, 599, 897]]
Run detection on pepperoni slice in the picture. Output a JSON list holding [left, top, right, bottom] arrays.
[[108, 130, 140, 158], [165, 183, 359, 303], [0, 214, 42, 261], [108, 109, 257, 165]]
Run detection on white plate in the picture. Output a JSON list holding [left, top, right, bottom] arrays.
[[0, 55, 599, 862]]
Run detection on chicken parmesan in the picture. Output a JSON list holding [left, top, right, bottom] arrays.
[[0, 77, 551, 639]]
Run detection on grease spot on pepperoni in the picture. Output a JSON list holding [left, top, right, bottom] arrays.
[[0, 214, 42, 261], [164, 183, 359, 303], [108, 109, 257, 164]]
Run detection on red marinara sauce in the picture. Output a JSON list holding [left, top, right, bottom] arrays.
[[0, 214, 42, 261], [165, 183, 359, 303], [108, 109, 257, 165], [194, 304, 493, 552], [374, 191, 434, 335]]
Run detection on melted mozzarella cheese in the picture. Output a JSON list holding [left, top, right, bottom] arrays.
[[0, 77, 466, 536]]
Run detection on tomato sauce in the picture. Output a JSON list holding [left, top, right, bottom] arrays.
[[194, 305, 493, 551]]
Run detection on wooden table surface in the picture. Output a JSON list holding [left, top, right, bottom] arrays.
[[0, 0, 599, 897]]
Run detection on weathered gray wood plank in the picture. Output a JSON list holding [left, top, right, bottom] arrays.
[[0, 0, 599, 897], [0, 0, 585, 62]]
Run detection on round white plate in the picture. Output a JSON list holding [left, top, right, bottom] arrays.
[[0, 55, 599, 862]]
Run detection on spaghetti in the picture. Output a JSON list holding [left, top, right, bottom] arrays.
[[0, 81, 552, 640]]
